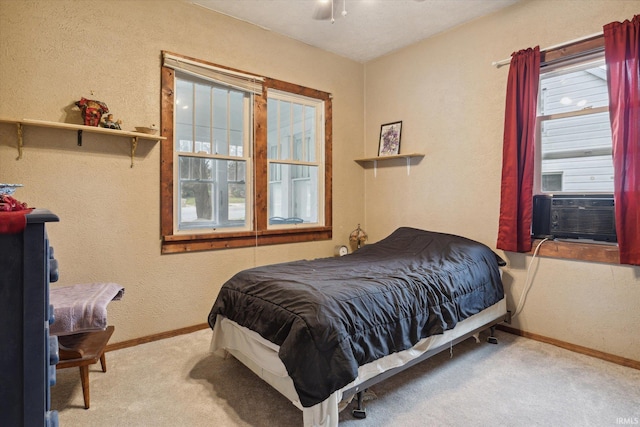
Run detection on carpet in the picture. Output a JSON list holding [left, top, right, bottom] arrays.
[[51, 329, 640, 426]]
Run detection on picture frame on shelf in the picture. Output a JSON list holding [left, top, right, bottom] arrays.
[[378, 121, 402, 156]]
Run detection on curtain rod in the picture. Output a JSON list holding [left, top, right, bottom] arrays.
[[491, 31, 603, 68]]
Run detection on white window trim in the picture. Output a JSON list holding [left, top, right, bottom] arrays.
[[266, 89, 325, 230], [172, 73, 254, 235]]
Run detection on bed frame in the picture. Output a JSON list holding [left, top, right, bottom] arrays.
[[341, 304, 508, 419], [211, 298, 508, 427]]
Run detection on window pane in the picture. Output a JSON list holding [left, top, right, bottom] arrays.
[[267, 98, 278, 160], [268, 163, 318, 224], [229, 91, 244, 157], [305, 105, 316, 162], [230, 130, 243, 156], [541, 112, 612, 155], [539, 59, 608, 115], [279, 101, 290, 160], [179, 157, 247, 229], [175, 79, 193, 151], [227, 160, 246, 222], [538, 55, 612, 194], [542, 155, 614, 193], [179, 157, 213, 227], [229, 91, 244, 132], [194, 83, 211, 123], [293, 103, 303, 161], [540, 112, 613, 193], [542, 173, 563, 192], [195, 125, 211, 154], [268, 99, 317, 162], [213, 87, 228, 155], [193, 83, 211, 154], [176, 123, 193, 153]]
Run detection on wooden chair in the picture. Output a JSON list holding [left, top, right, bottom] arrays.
[[56, 326, 114, 409]]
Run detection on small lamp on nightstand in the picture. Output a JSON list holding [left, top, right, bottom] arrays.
[[349, 224, 368, 250]]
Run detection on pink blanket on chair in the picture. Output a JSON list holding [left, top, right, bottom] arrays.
[[50, 282, 124, 336]]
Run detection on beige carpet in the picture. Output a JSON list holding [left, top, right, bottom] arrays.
[[51, 329, 640, 426]]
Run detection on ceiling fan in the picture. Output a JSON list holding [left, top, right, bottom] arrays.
[[313, 0, 347, 23]]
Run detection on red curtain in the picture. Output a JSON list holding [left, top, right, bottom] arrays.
[[496, 47, 540, 253], [604, 15, 640, 266]]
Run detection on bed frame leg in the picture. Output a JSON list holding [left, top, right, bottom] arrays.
[[487, 326, 498, 344], [352, 390, 367, 419]]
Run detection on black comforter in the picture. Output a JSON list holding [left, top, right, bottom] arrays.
[[208, 227, 505, 407]]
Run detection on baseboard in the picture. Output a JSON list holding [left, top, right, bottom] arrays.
[[105, 323, 210, 352], [497, 324, 640, 370], [104, 322, 639, 371]]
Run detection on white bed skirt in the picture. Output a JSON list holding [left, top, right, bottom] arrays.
[[210, 298, 507, 427]]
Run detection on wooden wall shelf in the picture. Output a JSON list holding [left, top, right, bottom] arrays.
[[354, 153, 424, 176], [0, 117, 165, 167]]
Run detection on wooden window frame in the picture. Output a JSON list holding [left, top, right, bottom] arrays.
[[160, 55, 332, 254]]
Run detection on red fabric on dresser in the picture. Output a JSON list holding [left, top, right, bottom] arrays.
[[0, 209, 34, 234]]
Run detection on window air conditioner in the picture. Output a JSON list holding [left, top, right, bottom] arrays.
[[532, 194, 617, 242]]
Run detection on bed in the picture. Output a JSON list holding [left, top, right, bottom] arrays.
[[208, 227, 507, 426]]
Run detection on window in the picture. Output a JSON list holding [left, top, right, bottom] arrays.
[[529, 36, 620, 264], [536, 54, 613, 194], [541, 172, 563, 192], [267, 91, 323, 226], [160, 52, 332, 253], [175, 75, 252, 231]]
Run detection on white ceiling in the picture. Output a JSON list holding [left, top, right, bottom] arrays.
[[191, 0, 520, 63]]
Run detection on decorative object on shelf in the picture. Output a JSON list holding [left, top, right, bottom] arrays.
[[0, 193, 29, 212], [101, 114, 122, 130], [334, 244, 349, 257], [349, 224, 368, 250], [0, 189, 33, 234], [134, 125, 158, 135], [378, 121, 402, 156], [75, 97, 109, 127], [0, 183, 23, 196]]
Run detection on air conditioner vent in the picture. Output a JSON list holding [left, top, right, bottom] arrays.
[[532, 194, 617, 242]]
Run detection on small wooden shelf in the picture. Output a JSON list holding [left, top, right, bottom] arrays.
[[355, 153, 424, 176], [0, 117, 165, 167], [354, 153, 424, 163]]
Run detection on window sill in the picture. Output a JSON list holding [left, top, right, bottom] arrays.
[[161, 227, 332, 254], [529, 238, 619, 264]]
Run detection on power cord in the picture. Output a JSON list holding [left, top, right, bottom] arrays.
[[512, 237, 550, 318]]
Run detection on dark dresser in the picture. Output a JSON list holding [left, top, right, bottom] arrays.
[[0, 209, 60, 426]]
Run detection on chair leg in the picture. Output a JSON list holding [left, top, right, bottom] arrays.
[[79, 365, 90, 409], [99, 353, 107, 373]]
